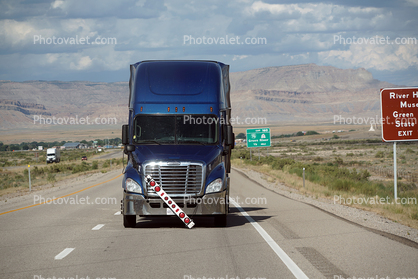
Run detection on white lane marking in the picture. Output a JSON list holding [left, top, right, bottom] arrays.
[[54, 248, 75, 260], [230, 199, 309, 279], [114, 211, 121, 215], [92, 224, 105, 230]]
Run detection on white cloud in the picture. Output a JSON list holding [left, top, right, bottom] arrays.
[[246, 1, 314, 16], [0, 20, 35, 46], [46, 53, 59, 64], [232, 55, 248, 61], [319, 41, 418, 71], [51, 0, 65, 9], [70, 55, 92, 70]]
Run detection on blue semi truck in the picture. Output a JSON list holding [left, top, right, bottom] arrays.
[[121, 60, 234, 228]]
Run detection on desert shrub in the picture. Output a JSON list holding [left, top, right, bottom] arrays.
[[305, 131, 319, 135], [375, 151, 385, 158], [271, 158, 295, 170], [72, 161, 90, 174], [47, 173, 56, 183], [334, 157, 344, 165], [92, 160, 98, 170]]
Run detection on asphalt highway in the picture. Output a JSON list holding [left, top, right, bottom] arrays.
[[0, 169, 417, 279]]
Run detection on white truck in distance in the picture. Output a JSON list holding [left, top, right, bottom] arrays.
[[46, 148, 60, 164]]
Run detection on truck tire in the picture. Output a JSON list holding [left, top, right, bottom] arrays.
[[214, 214, 227, 227], [123, 214, 136, 228]]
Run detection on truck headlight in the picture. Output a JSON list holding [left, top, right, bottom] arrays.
[[206, 178, 223, 194], [126, 178, 142, 193]]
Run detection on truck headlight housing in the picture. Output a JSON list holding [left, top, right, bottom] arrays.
[[206, 178, 223, 194], [126, 178, 142, 193]]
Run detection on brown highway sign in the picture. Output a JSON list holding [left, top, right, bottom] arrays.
[[380, 87, 418, 142]]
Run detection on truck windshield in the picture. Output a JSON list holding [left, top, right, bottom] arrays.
[[133, 115, 218, 145]]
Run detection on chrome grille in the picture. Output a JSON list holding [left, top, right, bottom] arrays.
[[144, 163, 203, 196]]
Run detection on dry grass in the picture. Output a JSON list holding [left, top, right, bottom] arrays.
[[0, 153, 124, 199]]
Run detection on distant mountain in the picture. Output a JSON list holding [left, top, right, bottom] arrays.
[[229, 64, 395, 123], [0, 64, 396, 129], [0, 80, 127, 129]]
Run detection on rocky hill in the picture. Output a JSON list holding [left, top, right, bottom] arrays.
[[0, 64, 396, 130], [229, 64, 394, 123], [0, 80, 127, 129], [0, 100, 50, 115]]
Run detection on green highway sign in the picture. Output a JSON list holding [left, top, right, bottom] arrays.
[[246, 128, 271, 148]]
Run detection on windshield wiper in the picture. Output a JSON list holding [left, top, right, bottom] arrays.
[[137, 140, 162, 145], [178, 140, 207, 145]]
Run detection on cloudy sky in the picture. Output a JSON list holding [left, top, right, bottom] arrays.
[[1, 0, 418, 85]]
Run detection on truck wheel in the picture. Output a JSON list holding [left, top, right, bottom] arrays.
[[214, 214, 227, 227], [123, 214, 136, 228]]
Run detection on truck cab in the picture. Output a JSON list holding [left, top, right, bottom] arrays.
[[121, 60, 234, 228], [46, 148, 60, 164]]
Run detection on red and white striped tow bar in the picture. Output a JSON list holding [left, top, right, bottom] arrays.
[[145, 175, 195, 229]]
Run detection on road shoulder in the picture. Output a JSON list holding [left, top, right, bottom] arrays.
[[0, 169, 123, 214], [232, 166, 418, 246]]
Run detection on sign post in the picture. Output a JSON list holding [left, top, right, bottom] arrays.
[[393, 142, 397, 200], [380, 87, 418, 200], [28, 165, 31, 192]]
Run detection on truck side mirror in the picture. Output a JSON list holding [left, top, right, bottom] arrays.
[[226, 125, 235, 149], [122, 124, 129, 145], [125, 144, 135, 153], [122, 124, 135, 154]]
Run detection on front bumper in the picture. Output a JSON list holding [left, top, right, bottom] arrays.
[[122, 190, 227, 216]]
